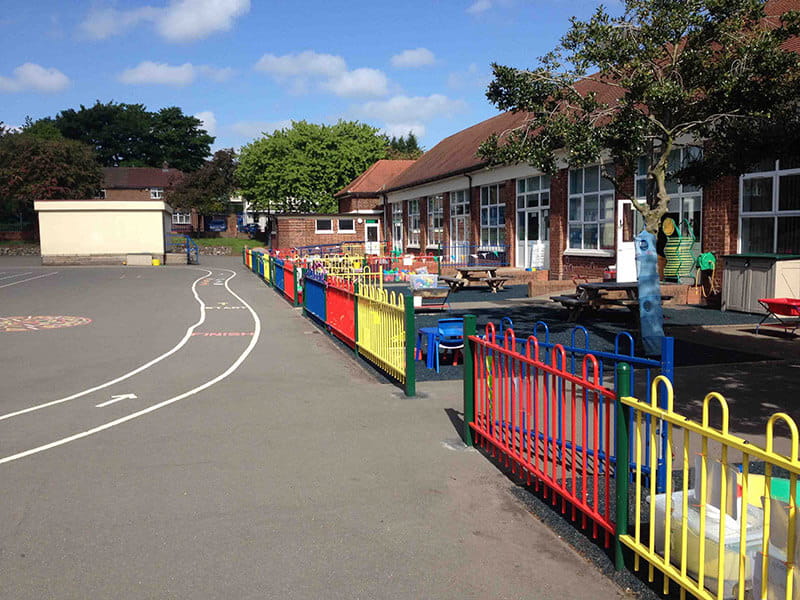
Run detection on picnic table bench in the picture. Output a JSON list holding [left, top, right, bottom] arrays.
[[551, 282, 672, 322], [481, 276, 511, 293], [438, 275, 468, 292]]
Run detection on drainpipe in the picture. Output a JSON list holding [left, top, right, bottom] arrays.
[[382, 193, 389, 253], [464, 174, 473, 254]]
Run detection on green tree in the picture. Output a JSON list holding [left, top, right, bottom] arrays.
[[385, 132, 423, 159], [20, 116, 64, 140], [478, 0, 800, 234], [0, 133, 102, 222], [166, 149, 238, 216], [238, 120, 386, 214], [48, 101, 213, 171]]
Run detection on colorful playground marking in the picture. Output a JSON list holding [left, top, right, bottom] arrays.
[[0, 315, 92, 332]]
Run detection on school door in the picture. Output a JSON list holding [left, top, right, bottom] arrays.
[[515, 207, 549, 269], [450, 214, 470, 264], [364, 220, 380, 255], [616, 199, 638, 282]]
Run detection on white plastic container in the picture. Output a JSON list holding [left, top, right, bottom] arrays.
[[651, 490, 764, 599]]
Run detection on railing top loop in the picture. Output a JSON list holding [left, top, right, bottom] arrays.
[[533, 321, 550, 343], [570, 325, 590, 350], [525, 335, 540, 361], [551, 343, 567, 372], [503, 327, 516, 350], [581, 353, 600, 384], [766, 413, 800, 461], [484, 322, 496, 345], [614, 331, 636, 357], [700, 391, 728, 433]]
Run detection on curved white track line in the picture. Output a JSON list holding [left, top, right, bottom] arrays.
[[0, 268, 261, 464], [0, 269, 212, 422], [0, 272, 58, 289], [0, 271, 32, 281]]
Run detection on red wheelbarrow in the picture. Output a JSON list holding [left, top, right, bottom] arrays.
[[757, 298, 800, 336]]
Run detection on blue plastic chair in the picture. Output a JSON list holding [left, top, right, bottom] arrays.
[[434, 317, 465, 372]]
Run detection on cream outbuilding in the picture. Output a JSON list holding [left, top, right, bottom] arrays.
[[34, 198, 173, 265]]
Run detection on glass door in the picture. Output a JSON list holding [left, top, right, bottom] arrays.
[[516, 207, 549, 269]]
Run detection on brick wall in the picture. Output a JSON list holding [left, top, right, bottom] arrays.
[[337, 195, 382, 213], [701, 174, 738, 288], [548, 169, 568, 279], [106, 189, 149, 201], [274, 216, 380, 250]]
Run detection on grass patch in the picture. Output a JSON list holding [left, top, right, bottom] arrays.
[[191, 237, 264, 253]]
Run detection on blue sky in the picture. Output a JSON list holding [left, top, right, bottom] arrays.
[[1, 0, 616, 153]]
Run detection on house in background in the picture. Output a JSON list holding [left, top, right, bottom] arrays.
[[270, 159, 415, 254]]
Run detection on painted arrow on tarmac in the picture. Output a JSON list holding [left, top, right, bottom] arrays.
[[96, 394, 138, 408]]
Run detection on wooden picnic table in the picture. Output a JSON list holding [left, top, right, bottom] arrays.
[[452, 266, 511, 293], [551, 281, 671, 322], [455, 266, 499, 281]]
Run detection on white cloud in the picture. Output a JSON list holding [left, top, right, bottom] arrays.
[[357, 94, 466, 123], [322, 68, 388, 98], [467, 0, 492, 14], [255, 50, 346, 78], [157, 0, 250, 42], [231, 120, 292, 139], [194, 111, 217, 136], [0, 63, 70, 93], [255, 51, 389, 98], [391, 48, 435, 69], [119, 61, 232, 86], [383, 123, 426, 140], [78, 0, 250, 42]]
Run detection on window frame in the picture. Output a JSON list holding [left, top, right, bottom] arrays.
[[407, 199, 421, 247], [479, 184, 505, 249], [391, 202, 403, 250], [427, 195, 444, 248], [150, 187, 164, 200], [172, 211, 191, 225], [337, 218, 355, 233], [740, 159, 800, 254], [567, 165, 615, 252], [315, 218, 334, 234]]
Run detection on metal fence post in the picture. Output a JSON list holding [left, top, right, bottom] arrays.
[[614, 361, 632, 571], [657, 335, 674, 494], [301, 268, 308, 317], [353, 281, 360, 358], [404, 293, 416, 397], [463, 314, 477, 446], [293, 265, 301, 307]]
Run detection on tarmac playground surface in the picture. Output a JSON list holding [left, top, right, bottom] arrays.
[[0, 256, 628, 600]]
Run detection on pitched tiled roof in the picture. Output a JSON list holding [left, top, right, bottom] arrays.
[[386, 0, 800, 193], [334, 160, 416, 197], [102, 167, 184, 189]]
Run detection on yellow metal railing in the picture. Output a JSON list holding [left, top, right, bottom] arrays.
[[620, 376, 800, 600], [356, 283, 405, 383]]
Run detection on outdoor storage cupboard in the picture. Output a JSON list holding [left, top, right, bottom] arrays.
[[721, 254, 800, 313]]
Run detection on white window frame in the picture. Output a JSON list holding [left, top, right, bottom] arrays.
[[567, 165, 615, 252], [449, 189, 470, 244], [150, 187, 164, 200], [96, 189, 106, 199], [740, 159, 800, 254], [635, 147, 703, 243], [480, 184, 505, 249], [392, 202, 403, 250], [172, 211, 191, 225], [427, 195, 444, 248], [315, 218, 334, 234], [338, 218, 355, 233], [407, 199, 420, 247], [516, 175, 551, 241]]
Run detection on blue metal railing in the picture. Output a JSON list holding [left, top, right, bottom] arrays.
[[303, 270, 327, 324], [166, 234, 199, 264]]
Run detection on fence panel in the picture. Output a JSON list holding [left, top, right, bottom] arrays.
[[619, 379, 800, 600], [282, 261, 296, 302], [304, 270, 327, 324], [470, 324, 617, 544], [356, 284, 406, 384], [326, 277, 356, 347], [274, 257, 285, 293], [439, 243, 510, 268]]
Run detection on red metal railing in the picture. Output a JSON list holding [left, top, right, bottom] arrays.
[[325, 277, 355, 347], [470, 324, 617, 545], [282, 260, 296, 302]]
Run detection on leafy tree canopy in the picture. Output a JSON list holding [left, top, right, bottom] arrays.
[[0, 133, 102, 220], [166, 148, 238, 216], [385, 132, 424, 159], [478, 0, 800, 233], [237, 120, 387, 213], [34, 101, 214, 172]]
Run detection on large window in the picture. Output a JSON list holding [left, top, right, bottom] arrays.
[[480, 184, 505, 247], [449, 189, 470, 244], [172, 211, 191, 225], [427, 195, 444, 247], [740, 158, 800, 254], [635, 147, 702, 241], [567, 165, 614, 250], [392, 203, 403, 250], [407, 199, 420, 247]]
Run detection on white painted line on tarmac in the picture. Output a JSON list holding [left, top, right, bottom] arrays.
[[96, 393, 138, 408], [0, 269, 261, 465], [0, 271, 33, 281], [0, 269, 212, 422], [0, 272, 58, 289]]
